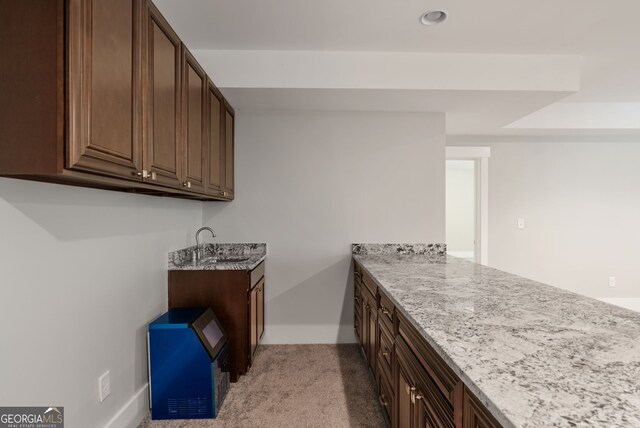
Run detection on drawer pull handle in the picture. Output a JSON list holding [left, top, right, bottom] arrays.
[[382, 351, 390, 358], [380, 307, 391, 316], [415, 392, 424, 401]]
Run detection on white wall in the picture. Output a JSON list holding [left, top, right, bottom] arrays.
[[486, 141, 640, 299], [0, 179, 202, 428], [446, 160, 475, 258], [203, 110, 446, 344]]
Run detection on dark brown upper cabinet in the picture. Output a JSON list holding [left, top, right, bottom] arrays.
[[222, 102, 235, 199], [0, 0, 235, 201], [206, 79, 224, 197], [181, 46, 207, 194], [67, 0, 143, 180], [144, 1, 182, 189]]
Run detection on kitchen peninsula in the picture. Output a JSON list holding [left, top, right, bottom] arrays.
[[353, 244, 640, 428]]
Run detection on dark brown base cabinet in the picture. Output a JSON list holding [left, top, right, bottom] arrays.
[[0, 0, 234, 201], [168, 261, 265, 382], [353, 261, 502, 428]]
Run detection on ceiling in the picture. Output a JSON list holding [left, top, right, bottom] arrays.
[[153, 0, 640, 136]]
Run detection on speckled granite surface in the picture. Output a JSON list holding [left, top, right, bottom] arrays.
[[353, 253, 640, 428], [352, 243, 446, 256], [169, 243, 266, 270]]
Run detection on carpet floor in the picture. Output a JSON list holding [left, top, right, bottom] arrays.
[[139, 344, 386, 428]]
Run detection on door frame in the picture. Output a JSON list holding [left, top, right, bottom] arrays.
[[445, 146, 490, 265]]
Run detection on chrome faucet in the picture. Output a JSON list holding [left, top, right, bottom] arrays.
[[195, 227, 216, 260]]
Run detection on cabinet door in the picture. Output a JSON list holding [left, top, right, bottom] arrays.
[[397, 344, 417, 428], [67, 0, 143, 179], [367, 301, 377, 376], [205, 80, 224, 197], [250, 286, 258, 359], [222, 104, 235, 198], [257, 279, 265, 342], [144, 1, 182, 188], [181, 47, 206, 193], [463, 388, 501, 428], [354, 282, 363, 346]]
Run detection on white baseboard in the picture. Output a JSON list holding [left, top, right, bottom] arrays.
[[104, 384, 149, 428], [262, 324, 357, 344], [597, 298, 640, 312], [447, 251, 475, 261]]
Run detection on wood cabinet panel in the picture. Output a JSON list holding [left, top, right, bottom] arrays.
[[257, 279, 265, 341], [362, 286, 378, 378], [222, 105, 235, 198], [378, 319, 394, 382], [250, 285, 258, 358], [463, 388, 501, 428], [181, 47, 206, 193], [144, 2, 181, 188], [398, 312, 459, 406], [67, 0, 142, 179], [378, 365, 395, 426], [206, 80, 224, 196], [0, 0, 63, 175], [397, 336, 455, 428]]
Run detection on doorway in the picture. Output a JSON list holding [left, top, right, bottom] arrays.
[[445, 147, 490, 265], [446, 160, 476, 261]]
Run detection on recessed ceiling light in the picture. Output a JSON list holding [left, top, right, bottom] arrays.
[[420, 10, 448, 26]]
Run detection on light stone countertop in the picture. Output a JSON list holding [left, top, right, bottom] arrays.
[[353, 253, 640, 428], [169, 243, 266, 271]]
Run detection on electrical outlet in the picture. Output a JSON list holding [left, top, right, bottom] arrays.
[[99, 371, 111, 402], [608, 276, 616, 287], [517, 218, 525, 229]]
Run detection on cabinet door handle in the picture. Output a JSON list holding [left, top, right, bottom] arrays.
[[354, 296, 360, 303], [354, 271, 362, 279], [382, 350, 390, 358], [378, 394, 388, 407], [365, 304, 370, 309], [380, 307, 391, 316], [183, 181, 192, 188], [415, 392, 424, 401], [132, 171, 143, 177]]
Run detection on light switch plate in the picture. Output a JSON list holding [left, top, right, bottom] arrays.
[[517, 218, 525, 229], [608, 276, 616, 287]]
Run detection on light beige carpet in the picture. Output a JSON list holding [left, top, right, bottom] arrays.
[[139, 344, 386, 428]]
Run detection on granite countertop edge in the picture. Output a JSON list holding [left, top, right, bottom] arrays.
[[169, 254, 267, 271]]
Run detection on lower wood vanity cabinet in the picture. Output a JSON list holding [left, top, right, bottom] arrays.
[[168, 261, 265, 381], [353, 260, 502, 428]]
